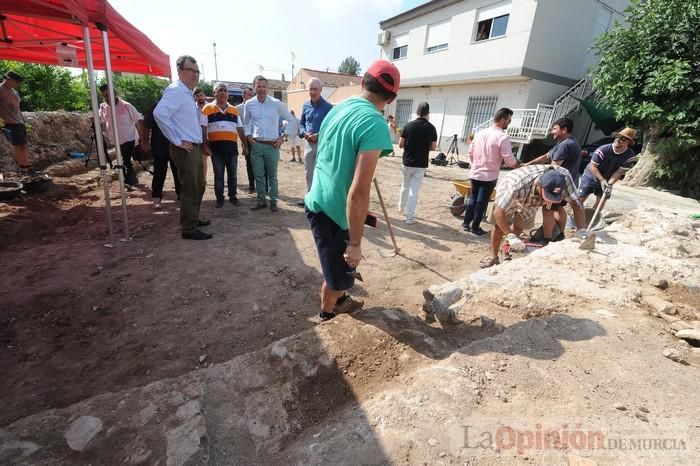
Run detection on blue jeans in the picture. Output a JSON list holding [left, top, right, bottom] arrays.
[[210, 141, 238, 201], [463, 178, 497, 230]]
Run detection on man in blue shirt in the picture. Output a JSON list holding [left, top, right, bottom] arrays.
[[299, 77, 333, 192], [527, 117, 581, 237]]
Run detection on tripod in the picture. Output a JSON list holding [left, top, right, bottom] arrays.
[[446, 134, 460, 165], [84, 121, 112, 170]]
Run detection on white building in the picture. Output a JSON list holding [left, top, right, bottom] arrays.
[[378, 0, 629, 155]]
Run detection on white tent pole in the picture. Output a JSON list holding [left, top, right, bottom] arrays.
[[99, 25, 130, 241], [82, 25, 115, 247]]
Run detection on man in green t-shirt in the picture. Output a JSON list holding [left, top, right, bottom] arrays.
[[304, 60, 400, 322]]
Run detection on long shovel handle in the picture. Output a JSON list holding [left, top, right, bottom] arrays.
[[373, 178, 400, 253], [586, 193, 610, 231]]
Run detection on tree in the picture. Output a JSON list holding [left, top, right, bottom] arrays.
[[196, 80, 213, 97], [111, 74, 169, 113], [0, 61, 90, 111], [338, 56, 361, 75], [591, 0, 700, 195]]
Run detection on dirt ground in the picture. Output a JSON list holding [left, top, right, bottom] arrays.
[[0, 146, 488, 426], [2, 144, 700, 465]]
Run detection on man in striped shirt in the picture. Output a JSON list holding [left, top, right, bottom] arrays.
[[202, 82, 245, 207], [481, 165, 586, 267]]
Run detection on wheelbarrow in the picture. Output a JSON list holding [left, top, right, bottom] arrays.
[[448, 180, 496, 218]]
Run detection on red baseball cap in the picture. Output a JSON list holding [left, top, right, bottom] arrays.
[[366, 60, 400, 94]]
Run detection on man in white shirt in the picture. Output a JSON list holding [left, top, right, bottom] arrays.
[[98, 84, 145, 187], [243, 75, 294, 212], [154, 55, 212, 240]]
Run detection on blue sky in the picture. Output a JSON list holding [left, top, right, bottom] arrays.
[[110, 0, 425, 82]]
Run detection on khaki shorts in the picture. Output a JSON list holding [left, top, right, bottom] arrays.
[[486, 206, 536, 231]]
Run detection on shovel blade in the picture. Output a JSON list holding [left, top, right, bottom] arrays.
[[378, 247, 400, 258], [579, 233, 597, 250]]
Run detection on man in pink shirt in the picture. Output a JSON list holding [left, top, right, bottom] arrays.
[[462, 108, 520, 235]]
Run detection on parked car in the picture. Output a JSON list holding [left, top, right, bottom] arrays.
[[579, 137, 643, 175]]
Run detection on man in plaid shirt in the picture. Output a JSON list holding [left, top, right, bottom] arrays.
[[482, 165, 586, 267]]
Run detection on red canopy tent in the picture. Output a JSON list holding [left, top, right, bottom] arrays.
[[0, 0, 170, 77], [0, 0, 172, 245]]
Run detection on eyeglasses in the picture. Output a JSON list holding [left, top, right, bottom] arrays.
[[182, 67, 200, 75]]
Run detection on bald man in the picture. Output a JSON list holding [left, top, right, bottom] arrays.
[[299, 77, 333, 194]]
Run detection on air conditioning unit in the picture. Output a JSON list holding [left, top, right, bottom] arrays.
[[377, 30, 391, 46]]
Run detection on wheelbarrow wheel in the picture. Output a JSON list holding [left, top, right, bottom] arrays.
[[450, 195, 466, 218]]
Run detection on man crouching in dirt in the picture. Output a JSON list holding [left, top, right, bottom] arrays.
[[480, 165, 586, 268], [304, 60, 400, 321]]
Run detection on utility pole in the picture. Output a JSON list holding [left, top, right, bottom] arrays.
[[213, 42, 219, 81]]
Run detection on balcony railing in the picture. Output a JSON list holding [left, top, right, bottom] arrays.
[[469, 78, 594, 146]]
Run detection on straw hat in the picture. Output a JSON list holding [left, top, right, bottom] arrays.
[[615, 127, 637, 144]]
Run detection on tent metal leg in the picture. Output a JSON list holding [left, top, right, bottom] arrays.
[[100, 29, 130, 242], [83, 26, 115, 247]]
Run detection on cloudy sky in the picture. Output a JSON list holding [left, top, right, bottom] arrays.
[[110, 0, 425, 82]]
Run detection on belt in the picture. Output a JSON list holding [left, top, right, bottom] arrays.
[[254, 139, 278, 146]]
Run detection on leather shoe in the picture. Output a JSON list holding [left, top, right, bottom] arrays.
[[250, 203, 267, 211], [182, 229, 213, 240], [270, 203, 279, 212], [197, 220, 211, 227], [230, 197, 241, 206], [215, 200, 224, 208]]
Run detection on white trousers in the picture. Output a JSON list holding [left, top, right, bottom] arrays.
[[398, 166, 426, 220]]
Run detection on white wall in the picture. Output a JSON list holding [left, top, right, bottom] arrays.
[[381, 0, 539, 86], [381, 0, 629, 86], [388, 79, 534, 150], [524, 0, 628, 80]]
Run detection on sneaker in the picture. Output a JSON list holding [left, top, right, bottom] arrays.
[[152, 198, 162, 209], [230, 197, 241, 206], [462, 225, 472, 232], [471, 227, 487, 236], [215, 199, 224, 208], [334, 294, 364, 314], [318, 311, 337, 322], [270, 203, 279, 212], [182, 229, 213, 240], [250, 203, 267, 211], [405, 218, 416, 225]]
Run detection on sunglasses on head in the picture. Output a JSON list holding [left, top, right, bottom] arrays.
[[615, 136, 631, 142]]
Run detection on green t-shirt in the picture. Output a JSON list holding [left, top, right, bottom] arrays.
[[305, 96, 393, 230]]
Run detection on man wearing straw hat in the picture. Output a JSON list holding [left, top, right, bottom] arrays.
[[578, 127, 638, 206]]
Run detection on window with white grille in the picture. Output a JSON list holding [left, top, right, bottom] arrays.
[[461, 96, 498, 140], [425, 20, 450, 53], [395, 99, 414, 130]]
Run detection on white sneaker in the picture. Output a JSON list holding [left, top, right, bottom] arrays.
[[405, 217, 416, 225], [152, 198, 162, 209]]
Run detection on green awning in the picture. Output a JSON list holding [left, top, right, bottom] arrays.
[[578, 98, 623, 135]]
